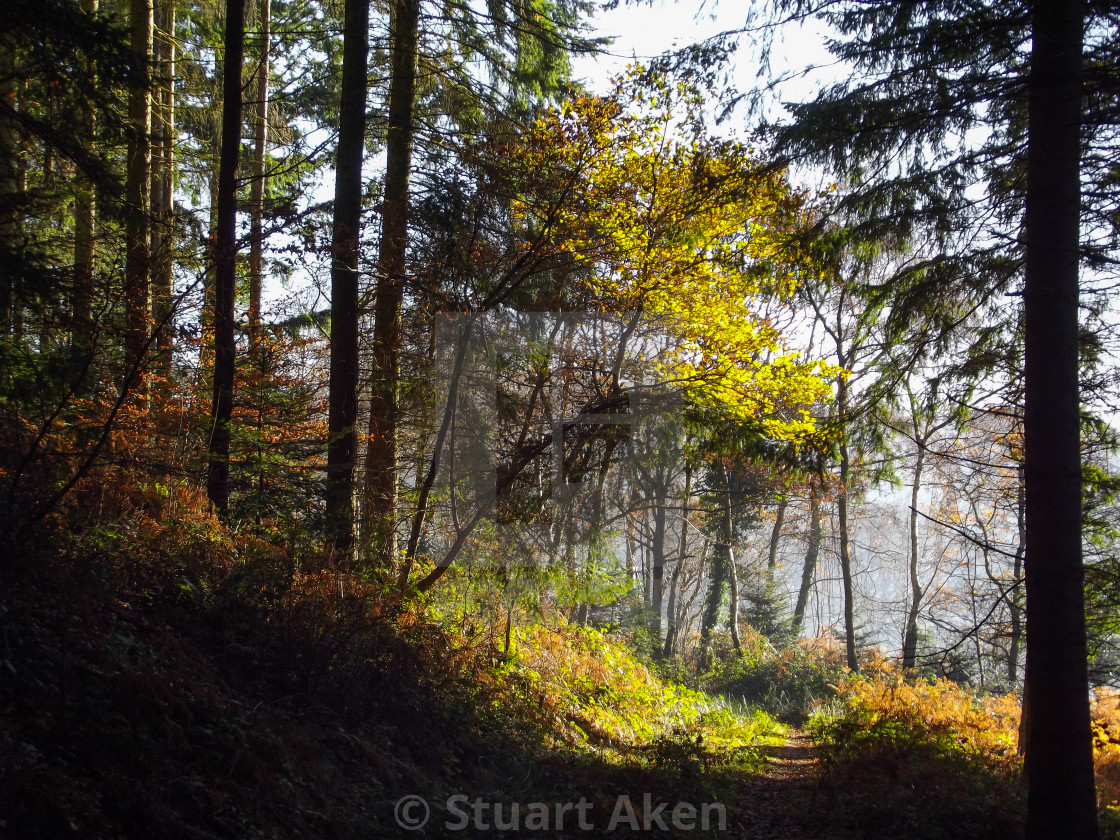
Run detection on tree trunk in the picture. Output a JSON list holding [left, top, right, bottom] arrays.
[[365, 0, 419, 565], [324, 0, 371, 557], [792, 483, 821, 635], [650, 495, 666, 639], [701, 467, 738, 671], [699, 542, 727, 671], [151, 0, 175, 376], [837, 438, 858, 671], [72, 0, 99, 350], [205, 0, 245, 518], [726, 538, 741, 652], [125, 0, 153, 391], [723, 468, 741, 652], [767, 496, 786, 570], [1010, 464, 1025, 685], [1022, 0, 1096, 835], [0, 38, 18, 333], [902, 444, 925, 668], [248, 0, 270, 348], [662, 561, 682, 657], [663, 461, 691, 657]]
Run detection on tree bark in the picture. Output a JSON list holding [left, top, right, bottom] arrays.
[[125, 0, 153, 391], [151, 0, 175, 376], [901, 444, 925, 668], [72, 0, 99, 350], [248, 0, 270, 348], [699, 541, 727, 671], [723, 466, 741, 651], [1010, 464, 1025, 685], [0, 37, 18, 333], [767, 496, 786, 570], [726, 537, 741, 652], [662, 460, 691, 657], [324, 0, 371, 557], [792, 482, 821, 635], [1022, 0, 1096, 836], [837, 436, 858, 670], [650, 495, 666, 639], [205, 0, 245, 518], [365, 0, 419, 565]]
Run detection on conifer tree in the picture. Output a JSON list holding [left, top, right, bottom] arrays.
[[324, 0, 371, 556], [124, 0, 153, 390], [206, 0, 246, 517], [763, 0, 1106, 832]]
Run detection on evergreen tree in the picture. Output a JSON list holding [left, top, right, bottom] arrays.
[[760, 0, 1111, 833], [206, 0, 246, 517], [324, 0, 371, 557]]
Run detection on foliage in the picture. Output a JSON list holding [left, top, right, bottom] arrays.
[[704, 628, 849, 722], [510, 72, 837, 443], [806, 661, 1023, 838], [1089, 687, 1120, 835], [508, 624, 785, 771]]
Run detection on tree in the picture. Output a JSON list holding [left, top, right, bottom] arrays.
[[206, 0, 245, 517], [364, 0, 417, 565], [72, 0, 100, 350], [247, 0, 269, 348], [895, 377, 961, 669], [402, 79, 833, 594], [124, 0, 153, 390], [323, 0, 371, 556], [1021, 0, 1096, 833], [791, 472, 822, 634], [797, 252, 891, 670], [760, 0, 1105, 832], [362, 0, 596, 568], [150, 0, 175, 375]]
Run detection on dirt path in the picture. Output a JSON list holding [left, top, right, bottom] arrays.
[[730, 730, 823, 839]]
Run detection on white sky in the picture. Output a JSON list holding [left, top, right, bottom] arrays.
[[570, 1, 839, 113]]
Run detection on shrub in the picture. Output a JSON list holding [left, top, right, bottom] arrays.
[[506, 624, 785, 770], [704, 628, 848, 722], [806, 660, 1023, 838]]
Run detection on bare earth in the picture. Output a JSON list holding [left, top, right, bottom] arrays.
[[731, 731, 824, 839]]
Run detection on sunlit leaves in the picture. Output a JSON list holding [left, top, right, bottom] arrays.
[[509, 71, 837, 442]]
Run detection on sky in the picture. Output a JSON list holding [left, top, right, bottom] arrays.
[[570, 1, 839, 117]]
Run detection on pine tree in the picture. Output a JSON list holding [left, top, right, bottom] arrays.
[[324, 0, 371, 557], [762, 0, 1107, 833], [124, 0, 153, 392], [206, 0, 246, 517], [1021, 0, 1096, 834]]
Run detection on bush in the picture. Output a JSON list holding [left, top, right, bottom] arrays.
[[806, 660, 1023, 839], [507, 624, 786, 770], [703, 628, 848, 722]]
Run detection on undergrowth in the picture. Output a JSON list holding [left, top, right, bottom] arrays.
[[702, 625, 848, 722], [508, 624, 784, 772], [806, 660, 1024, 839], [0, 474, 787, 838]]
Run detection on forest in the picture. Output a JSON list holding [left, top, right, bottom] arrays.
[[1, 0, 1118, 837]]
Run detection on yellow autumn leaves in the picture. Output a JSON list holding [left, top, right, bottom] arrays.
[[510, 71, 837, 442]]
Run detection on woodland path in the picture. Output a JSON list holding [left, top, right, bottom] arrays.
[[730, 730, 825, 839]]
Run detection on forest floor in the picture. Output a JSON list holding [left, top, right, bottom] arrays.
[[0, 544, 1035, 840], [732, 731, 825, 839]]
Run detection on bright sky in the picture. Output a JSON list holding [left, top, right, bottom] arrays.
[[571, 0, 839, 117]]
